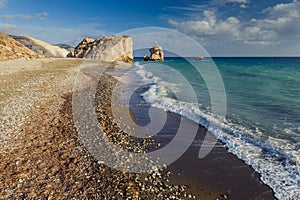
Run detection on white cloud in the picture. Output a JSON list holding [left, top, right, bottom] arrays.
[[0, 23, 18, 34], [169, 0, 300, 49], [243, 26, 278, 45], [0, 0, 7, 8], [262, 2, 299, 18], [3, 15, 15, 20], [240, 4, 247, 9], [243, 40, 272, 46], [227, 0, 248, 4], [36, 12, 48, 20], [167, 1, 300, 55], [3, 13, 48, 21], [3, 14, 33, 20], [169, 11, 241, 39], [225, 0, 249, 9], [166, 0, 250, 13], [20, 15, 33, 20], [169, 14, 277, 47], [254, 1, 300, 37]]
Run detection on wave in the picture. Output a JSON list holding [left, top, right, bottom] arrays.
[[133, 62, 300, 200]]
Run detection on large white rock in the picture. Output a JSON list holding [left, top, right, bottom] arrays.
[[149, 45, 164, 61], [69, 35, 133, 63]]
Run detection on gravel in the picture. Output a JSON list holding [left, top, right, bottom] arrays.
[[0, 58, 82, 152], [0, 58, 192, 199]]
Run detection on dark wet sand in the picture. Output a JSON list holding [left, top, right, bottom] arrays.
[[167, 126, 276, 200], [129, 85, 277, 200]]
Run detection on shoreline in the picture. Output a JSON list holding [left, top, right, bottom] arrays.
[[0, 58, 276, 199], [109, 61, 277, 199], [124, 81, 276, 200]]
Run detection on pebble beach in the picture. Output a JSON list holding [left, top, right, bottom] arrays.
[[0, 58, 191, 199]]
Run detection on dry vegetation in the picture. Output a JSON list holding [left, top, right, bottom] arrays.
[[0, 32, 44, 61]]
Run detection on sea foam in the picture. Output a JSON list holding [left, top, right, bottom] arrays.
[[133, 62, 300, 199]]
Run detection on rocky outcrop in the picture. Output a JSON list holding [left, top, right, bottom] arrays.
[[195, 56, 205, 60], [67, 37, 94, 58], [12, 35, 69, 58], [0, 32, 43, 61], [143, 54, 149, 61], [149, 45, 164, 61], [68, 36, 133, 63]]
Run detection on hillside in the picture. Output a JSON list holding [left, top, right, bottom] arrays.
[[12, 35, 69, 58], [54, 43, 74, 51], [0, 32, 43, 61]]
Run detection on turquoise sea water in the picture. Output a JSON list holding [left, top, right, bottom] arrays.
[[132, 57, 300, 199]]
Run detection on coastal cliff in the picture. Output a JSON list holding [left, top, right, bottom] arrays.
[[11, 35, 69, 58], [0, 32, 43, 61], [68, 35, 133, 63]]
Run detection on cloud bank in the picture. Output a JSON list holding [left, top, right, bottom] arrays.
[[3, 12, 49, 21], [169, 1, 300, 55]]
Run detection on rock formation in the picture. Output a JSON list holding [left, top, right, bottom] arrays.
[[143, 54, 149, 61], [68, 35, 133, 63], [0, 32, 43, 61], [195, 56, 205, 60], [149, 45, 164, 61], [12, 35, 69, 58], [67, 37, 94, 58]]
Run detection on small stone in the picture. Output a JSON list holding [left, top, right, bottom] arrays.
[[221, 194, 228, 199]]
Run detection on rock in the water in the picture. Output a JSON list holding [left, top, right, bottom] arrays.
[[149, 45, 164, 61], [143, 54, 149, 61], [69, 36, 133, 63], [195, 56, 205, 60]]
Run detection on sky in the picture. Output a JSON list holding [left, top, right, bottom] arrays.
[[0, 0, 299, 56]]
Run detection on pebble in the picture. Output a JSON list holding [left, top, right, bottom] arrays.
[[0, 60, 195, 199]]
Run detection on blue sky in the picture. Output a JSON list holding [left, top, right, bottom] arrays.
[[0, 0, 299, 56]]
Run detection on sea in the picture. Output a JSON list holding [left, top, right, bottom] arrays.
[[120, 57, 300, 199]]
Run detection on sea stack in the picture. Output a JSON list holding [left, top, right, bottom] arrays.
[[149, 45, 164, 61], [143, 54, 149, 61], [68, 35, 133, 63], [195, 56, 205, 60]]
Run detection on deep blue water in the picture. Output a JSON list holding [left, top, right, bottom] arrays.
[[132, 57, 300, 199]]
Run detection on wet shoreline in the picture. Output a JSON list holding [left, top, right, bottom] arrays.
[[114, 63, 277, 199]]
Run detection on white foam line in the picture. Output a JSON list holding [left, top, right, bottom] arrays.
[[133, 62, 300, 199]]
